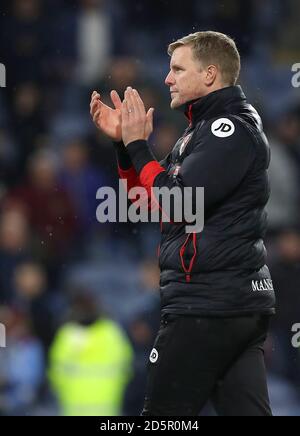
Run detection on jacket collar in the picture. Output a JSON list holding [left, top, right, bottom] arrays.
[[182, 85, 247, 126]]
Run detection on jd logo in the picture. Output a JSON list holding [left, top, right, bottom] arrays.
[[211, 118, 235, 138], [215, 123, 231, 133], [0, 323, 6, 348], [149, 348, 159, 363]]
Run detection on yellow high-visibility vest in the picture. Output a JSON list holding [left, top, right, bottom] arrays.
[[48, 318, 133, 416]]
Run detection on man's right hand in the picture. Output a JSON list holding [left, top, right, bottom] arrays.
[[90, 89, 155, 143], [90, 90, 122, 142]]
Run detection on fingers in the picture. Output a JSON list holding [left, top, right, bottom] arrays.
[[133, 89, 146, 115], [146, 107, 155, 125], [93, 108, 101, 124], [90, 91, 100, 107], [121, 99, 129, 125], [145, 107, 155, 139], [110, 90, 122, 110], [124, 87, 146, 119], [91, 100, 100, 116], [91, 88, 144, 118], [90, 92, 103, 126], [124, 87, 138, 116], [90, 91, 100, 116]]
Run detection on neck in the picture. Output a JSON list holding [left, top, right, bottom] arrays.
[[201, 81, 228, 98], [182, 85, 245, 125]]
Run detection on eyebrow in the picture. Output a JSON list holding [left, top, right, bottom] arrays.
[[170, 63, 184, 70]]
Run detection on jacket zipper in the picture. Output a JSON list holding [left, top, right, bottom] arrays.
[[179, 233, 197, 282]]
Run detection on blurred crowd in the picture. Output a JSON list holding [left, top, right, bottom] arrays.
[[0, 0, 300, 416]]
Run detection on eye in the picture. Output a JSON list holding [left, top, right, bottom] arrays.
[[173, 67, 183, 73]]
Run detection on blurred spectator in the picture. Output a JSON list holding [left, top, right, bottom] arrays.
[[12, 262, 66, 353], [0, 306, 44, 416], [124, 259, 160, 415], [268, 372, 300, 416], [0, 0, 49, 87], [75, 0, 112, 86], [212, 0, 255, 56], [59, 138, 111, 232], [45, 2, 77, 87], [9, 82, 46, 179], [0, 129, 18, 188], [275, 107, 300, 180], [6, 149, 78, 275], [267, 112, 300, 232], [272, 0, 300, 63], [48, 287, 133, 416], [0, 208, 31, 303], [98, 57, 144, 97], [269, 229, 300, 383]]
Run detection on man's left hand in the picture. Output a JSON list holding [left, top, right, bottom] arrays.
[[122, 87, 154, 146]]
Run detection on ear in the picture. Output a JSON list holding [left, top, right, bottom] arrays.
[[205, 65, 218, 86]]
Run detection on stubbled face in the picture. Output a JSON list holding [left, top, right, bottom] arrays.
[[165, 45, 209, 109]]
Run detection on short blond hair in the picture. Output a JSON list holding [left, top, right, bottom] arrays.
[[168, 31, 241, 86]]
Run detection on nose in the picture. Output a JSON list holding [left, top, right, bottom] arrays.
[[165, 71, 174, 87]]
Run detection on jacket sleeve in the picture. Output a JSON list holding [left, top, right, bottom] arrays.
[[114, 141, 169, 210], [114, 141, 139, 190], [126, 117, 256, 219]]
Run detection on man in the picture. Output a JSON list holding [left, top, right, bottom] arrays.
[[90, 31, 276, 416], [48, 287, 133, 416]]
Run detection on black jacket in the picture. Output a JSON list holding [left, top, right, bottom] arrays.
[[116, 86, 276, 316]]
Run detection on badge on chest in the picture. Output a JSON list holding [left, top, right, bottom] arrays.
[[169, 164, 181, 178], [179, 132, 193, 156]]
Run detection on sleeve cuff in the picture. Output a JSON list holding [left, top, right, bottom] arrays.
[[113, 141, 132, 170], [126, 140, 156, 174]]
